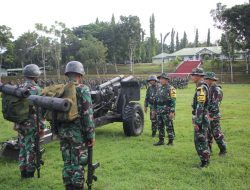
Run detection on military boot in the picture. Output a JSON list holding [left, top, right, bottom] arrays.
[[73, 185, 84, 190], [21, 170, 27, 179], [199, 160, 209, 168], [26, 171, 35, 178], [65, 184, 73, 190], [166, 139, 173, 146], [153, 139, 164, 146], [151, 130, 156, 137], [219, 149, 227, 156]]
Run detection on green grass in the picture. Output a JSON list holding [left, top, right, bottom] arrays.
[[0, 84, 250, 190]]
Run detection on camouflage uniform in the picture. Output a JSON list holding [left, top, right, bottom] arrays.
[[192, 80, 210, 164], [58, 81, 95, 188], [205, 72, 227, 155], [15, 79, 45, 176], [154, 73, 176, 145], [144, 79, 158, 136]]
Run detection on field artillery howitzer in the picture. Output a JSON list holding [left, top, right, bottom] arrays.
[[91, 75, 144, 136]]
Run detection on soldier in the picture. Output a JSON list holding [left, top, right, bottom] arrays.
[[59, 61, 95, 190], [144, 75, 158, 137], [204, 72, 227, 156], [190, 68, 210, 168], [14, 64, 45, 178], [153, 73, 176, 146]]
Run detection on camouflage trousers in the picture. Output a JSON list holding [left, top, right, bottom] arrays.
[[194, 124, 210, 162], [58, 123, 88, 187], [18, 127, 36, 172], [149, 108, 157, 132], [208, 119, 227, 152], [156, 110, 174, 141]]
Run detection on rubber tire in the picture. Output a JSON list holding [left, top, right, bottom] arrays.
[[123, 102, 144, 136]]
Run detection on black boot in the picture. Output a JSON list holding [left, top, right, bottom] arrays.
[[26, 171, 35, 178], [21, 170, 27, 179], [219, 149, 227, 156], [73, 185, 84, 190], [153, 139, 164, 146], [65, 184, 73, 190], [167, 139, 173, 146], [151, 130, 156, 137], [200, 160, 209, 168]]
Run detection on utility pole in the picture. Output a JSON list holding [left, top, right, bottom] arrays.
[[160, 32, 170, 73]]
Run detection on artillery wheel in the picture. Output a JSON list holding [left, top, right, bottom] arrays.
[[123, 102, 144, 136]]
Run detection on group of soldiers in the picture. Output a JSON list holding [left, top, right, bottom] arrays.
[[144, 68, 227, 168], [8, 62, 95, 190], [138, 76, 189, 89]]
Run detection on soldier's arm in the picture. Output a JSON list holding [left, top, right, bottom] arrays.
[[194, 86, 207, 126], [144, 88, 150, 107], [209, 88, 221, 116], [80, 86, 95, 139]]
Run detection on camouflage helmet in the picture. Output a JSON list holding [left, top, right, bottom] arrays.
[[204, 72, 218, 81], [23, 64, 41, 78], [147, 75, 158, 82], [64, 61, 85, 76], [190, 67, 205, 76], [157, 73, 170, 80]]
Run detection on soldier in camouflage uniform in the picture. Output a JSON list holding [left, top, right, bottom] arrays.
[[59, 61, 95, 190], [190, 68, 210, 168], [205, 72, 227, 156], [144, 75, 158, 137], [153, 73, 176, 146], [14, 64, 45, 178]]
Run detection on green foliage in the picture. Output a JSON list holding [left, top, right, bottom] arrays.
[[207, 28, 211, 47], [1, 84, 250, 189], [170, 28, 175, 53], [176, 32, 180, 51], [180, 31, 188, 49], [194, 29, 199, 47]]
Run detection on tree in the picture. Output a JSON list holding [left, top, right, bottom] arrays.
[[207, 28, 211, 47], [76, 35, 107, 76], [0, 25, 13, 71], [170, 28, 175, 53], [180, 31, 188, 49], [14, 31, 38, 68], [194, 29, 199, 47], [149, 14, 157, 57], [111, 14, 115, 25], [176, 32, 180, 51]]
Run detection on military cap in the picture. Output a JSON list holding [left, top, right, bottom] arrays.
[[190, 67, 205, 76], [157, 73, 170, 80], [147, 75, 158, 82], [204, 72, 218, 81]]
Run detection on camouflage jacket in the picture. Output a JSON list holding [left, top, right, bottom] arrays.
[[76, 83, 95, 140], [192, 80, 209, 126], [208, 84, 223, 119], [15, 79, 45, 133], [144, 84, 158, 108], [154, 84, 176, 113]]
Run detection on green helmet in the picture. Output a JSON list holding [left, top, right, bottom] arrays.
[[157, 73, 170, 80], [64, 61, 85, 76], [23, 64, 41, 78]]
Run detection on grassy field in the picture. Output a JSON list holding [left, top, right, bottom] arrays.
[[0, 84, 250, 190]]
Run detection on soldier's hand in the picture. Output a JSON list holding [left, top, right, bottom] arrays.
[[207, 114, 214, 121], [88, 138, 96, 147], [39, 129, 45, 137], [169, 112, 175, 120], [144, 107, 147, 113]]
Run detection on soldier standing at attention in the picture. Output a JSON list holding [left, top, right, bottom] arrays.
[[144, 75, 158, 137], [59, 61, 95, 190], [190, 68, 210, 168], [204, 72, 227, 156], [14, 64, 45, 178], [153, 73, 176, 146]]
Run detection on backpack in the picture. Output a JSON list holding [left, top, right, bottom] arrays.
[[2, 88, 30, 123], [42, 82, 78, 122]]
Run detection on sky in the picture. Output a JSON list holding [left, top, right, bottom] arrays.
[[0, 0, 248, 44]]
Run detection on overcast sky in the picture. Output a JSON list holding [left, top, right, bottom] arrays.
[[0, 0, 248, 43]]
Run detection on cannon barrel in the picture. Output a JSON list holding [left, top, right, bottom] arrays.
[[98, 75, 125, 90], [28, 95, 71, 112], [121, 75, 134, 82], [0, 84, 30, 98]]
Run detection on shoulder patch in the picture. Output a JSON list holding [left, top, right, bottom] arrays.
[[170, 87, 176, 98]]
